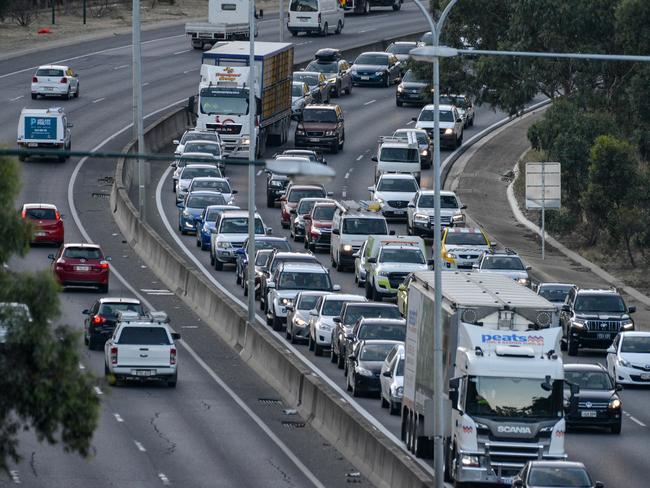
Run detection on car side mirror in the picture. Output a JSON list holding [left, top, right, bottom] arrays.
[[286, 305, 294, 311], [352, 252, 360, 258], [171, 332, 181, 341], [407, 203, 415, 208], [303, 215, 311, 221], [105, 256, 112, 261], [472, 263, 479, 270], [48, 254, 55, 260], [427, 259, 435, 266], [267, 281, 276, 289], [561, 304, 571, 312], [368, 186, 375, 192], [333, 284, 341, 291], [448, 377, 461, 411], [309, 309, 318, 316], [616, 384, 623, 391], [371, 157, 378, 162], [67, 123, 74, 128], [171, 162, 177, 168], [412, 117, 417, 122], [389, 230, 395, 235], [332, 229, 340, 235], [367, 257, 377, 264], [607, 345, 616, 354], [594, 483, 604, 488], [512, 481, 524, 488], [289, 209, 297, 215], [176, 202, 184, 208], [231, 190, 238, 194], [456, 118, 463, 123], [461, 204, 467, 209], [490, 241, 497, 248], [525, 265, 532, 270], [628, 306, 636, 313], [266, 228, 273, 235], [173, 139, 180, 145], [327, 191, 334, 197], [82, 309, 90, 315], [382, 370, 392, 377], [333, 317, 341, 323]]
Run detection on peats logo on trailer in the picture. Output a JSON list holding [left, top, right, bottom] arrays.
[[481, 333, 545, 346]]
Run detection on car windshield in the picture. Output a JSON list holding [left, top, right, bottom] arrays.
[[528, 467, 592, 487], [360, 343, 395, 361], [418, 109, 455, 122], [183, 142, 221, 156], [294, 73, 319, 87], [292, 84, 305, 97], [465, 376, 563, 419], [181, 132, 220, 144], [342, 218, 388, 235], [181, 167, 219, 180], [302, 108, 338, 123], [481, 256, 525, 270], [379, 248, 425, 264], [313, 206, 335, 220], [379, 147, 419, 163], [270, 256, 317, 273], [418, 194, 459, 209], [253, 240, 291, 252], [420, 32, 433, 45], [322, 299, 347, 316], [278, 271, 331, 290], [574, 294, 626, 313], [205, 208, 229, 221], [284, 151, 318, 162], [621, 336, 650, 353], [255, 252, 272, 266], [305, 61, 337, 74], [199, 88, 249, 115], [290, 0, 317, 11], [297, 200, 317, 214], [386, 43, 414, 55], [36, 68, 64, 77], [564, 370, 613, 390], [298, 294, 321, 310], [63, 247, 102, 259], [191, 180, 231, 193], [187, 194, 226, 208], [377, 177, 418, 192], [355, 54, 389, 66], [402, 70, 427, 83], [439, 95, 470, 109], [118, 326, 170, 345], [24, 208, 57, 220], [395, 131, 429, 145], [344, 305, 400, 325], [538, 285, 573, 302], [289, 189, 325, 202], [396, 358, 404, 376], [99, 302, 144, 318], [359, 324, 405, 341], [220, 217, 264, 234], [445, 232, 488, 246]]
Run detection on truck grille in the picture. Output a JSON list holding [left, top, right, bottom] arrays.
[[586, 320, 621, 332], [486, 441, 544, 475], [429, 216, 451, 225], [387, 200, 408, 209], [388, 272, 409, 288]]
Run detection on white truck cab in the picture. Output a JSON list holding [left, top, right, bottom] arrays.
[[372, 134, 421, 183], [17, 107, 72, 162], [104, 311, 180, 387]]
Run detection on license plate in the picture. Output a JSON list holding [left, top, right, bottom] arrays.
[[499, 477, 514, 485], [35, 232, 47, 237], [28, 142, 38, 147], [44, 87, 53, 91], [641, 373, 650, 380], [309, 138, 320, 142], [360, 76, 370, 80], [132, 369, 154, 377], [299, 17, 308, 21], [75, 265, 90, 271], [597, 332, 611, 340], [581, 410, 597, 417], [392, 210, 405, 214]]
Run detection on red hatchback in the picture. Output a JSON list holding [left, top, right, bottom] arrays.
[[49, 243, 110, 292], [22, 203, 64, 246]]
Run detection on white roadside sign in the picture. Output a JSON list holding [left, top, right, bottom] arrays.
[[525, 162, 561, 209]]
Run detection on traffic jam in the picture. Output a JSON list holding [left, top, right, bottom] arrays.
[[16, 25, 644, 488]]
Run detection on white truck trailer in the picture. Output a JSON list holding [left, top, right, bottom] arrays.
[[185, 0, 258, 50], [402, 271, 569, 486], [198, 42, 293, 159]]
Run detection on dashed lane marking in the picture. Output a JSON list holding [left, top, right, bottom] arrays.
[[356, 155, 363, 161], [344, 172, 350, 179], [257, 169, 263, 176], [143, 82, 150, 87], [134, 441, 147, 452], [113, 64, 129, 70], [78, 362, 85, 370], [158, 473, 171, 485], [92, 97, 105, 104], [629, 415, 646, 427], [141, 288, 175, 296], [113, 413, 124, 423], [363, 99, 376, 106], [93, 386, 103, 396], [9, 95, 23, 102], [173, 49, 191, 55], [9, 470, 20, 483], [183, 68, 198, 74]]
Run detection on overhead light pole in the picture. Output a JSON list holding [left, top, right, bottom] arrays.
[[133, 0, 146, 218]]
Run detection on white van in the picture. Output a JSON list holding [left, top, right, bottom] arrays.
[[287, 0, 344, 37], [372, 133, 421, 183], [17, 107, 72, 162]]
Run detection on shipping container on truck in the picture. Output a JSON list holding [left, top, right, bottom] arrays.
[[185, 0, 258, 50], [198, 41, 293, 159], [402, 271, 569, 486]]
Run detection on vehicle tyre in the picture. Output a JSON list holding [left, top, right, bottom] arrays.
[[372, 286, 382, 302], [281, 221, 289, 229], [611, 420, 622, 434], [338, 134, 344, 150], [365, 281, 372, 299], [172, 180, 176, 192], [396, 99, 403, 107], [407, 222, 413, 235], [333, 83, 340, 98], [210, 252, 215, 266], [469, 116, 474, 127], [321, 22, 328, 36], [308, 334, 315, 351], [88, 335, 100, 351], [330, 344, 337, 363], [196, 237, 201, 247], [260, 297, 265, 311], [335, 20, 343, 34], [272, 316, 282, 332], [381, 395, 389, 408], [331, 255, 337, 269], [74, 84, 80, 98], [567, 335, 578, 356], [200, 241, 209, 251], [308, 241, 316, 252], [84, 333, 89, 346], [285, 325, 292, 340], [290, 328, 298, 344], [214, 259, 223, 271], [99, 284, 109, 293], [351, 375, 360, 397], [392, 0, 401, 10], [291, 30, 298, 37], [346, 373, 352, 391], [65, 88, 71, 100], [344, 83, 351, 95], [31, 93, 37, 100], [560, 335, 567, 351], [243, 283, 248, 296], [167, 373, 177, 388], [267, 195, 275, 207], [314, 342, 323, 356], [236, 272, 241, 285], [18, 154, 26, 162], [180, 228, 187, 235], [363, 0, 370, 14], [104, 362, 110, 375], [389, 400, 399, 415]]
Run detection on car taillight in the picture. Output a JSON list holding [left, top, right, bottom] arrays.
[[92, 315, 105, 326], [170, 347, 177, 365], [110, 346, 118, 365], [60, 77, 68, 84], [21, 210, 26, 219], [55, 210, 61, 221], [99, 261, 109, 270], [32, 76, 38, 83]]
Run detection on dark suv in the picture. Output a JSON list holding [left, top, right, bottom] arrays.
[[305, 49, 352, 98], [82, 298, 145, 350], [561, 288, 636, 356], [295, 104, 345, 154], [265, 171, 290, 208], [564, 363, 622, 434]]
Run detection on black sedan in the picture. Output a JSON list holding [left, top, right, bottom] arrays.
[[346, 339, 403, 397], [350, 52, 401, 87], [564, 363, 622, 434], [265, 171, 290, 208], [513, 460, 603, 488], [83, 298, 145, 350]]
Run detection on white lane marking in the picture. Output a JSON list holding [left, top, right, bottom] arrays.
[[406, 120, 414, 125], [629, 415, 646, 427], [92, 97, 105, 104], [358, 28, 375, 33], [341, 190, 347, 198], [0, 34, 186, 80], [141, 288, 174, 295], [344, 172, 350, 179], [363, 99, 376, 106], [67, 99, 328, 488], [113, 413, 124, 423], [114, 64, 129, 70], [143, 82, 150, 87], [134, 440, 147, 452], [296, 41, 313, 46], [181, 325, 199, 329], [93, 386, 103, 396], [9, 95, 24, 102], [183, 68, 198, 74], [356, 155, 363, 161], [78, 362, 86, 370], [174, 49, 191, 55], [158, 473, 170, 485], [256, 169, 263, 176], [9, 470, 20, 483]]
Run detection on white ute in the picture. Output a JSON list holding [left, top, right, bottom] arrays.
[[104, 311, 180, 387]]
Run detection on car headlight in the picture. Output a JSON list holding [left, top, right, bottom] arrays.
[[270, 180, 283, 187], [356, 366, 373, 377], [325, 130, 336, 136], [414, 213, 429, 222], [517, 278, 530, 285], [609, 398, 621, 410], [452, 214, 465, 223], [395, 386, 403, 397], [255, 270, 265, 277], [618, 358, 630, 367], [294, 318, 307, 327], [622, 320, 634, 330], [217, 241, 232, 249], [281, 298, 293, 306], [375, 197, 384, 205], [240, 137, 250, 146], [445, 252, 456, 260], [461, 455, 480, 467], [571, 318, 586, 329], [378, 270, 390, 277], [444, 128, 454, 135], [327, 78, 337, 84], [311, 227, 322, 235], [397, 85, 404, 92], [319, 322, 332, 331], [342, 244, 353, 252], [296, 129, 306, 135], [420, 149, 428, 156]]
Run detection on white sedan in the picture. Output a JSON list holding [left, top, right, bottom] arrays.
[[607, 331, 650, 385], [32, 65, 79, 100]]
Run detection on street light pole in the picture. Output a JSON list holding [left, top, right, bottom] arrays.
[[279, 0, 284, 42], [246, 0, 258, 341], [133, 0, 146, 218]]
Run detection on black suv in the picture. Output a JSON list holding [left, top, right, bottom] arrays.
[[560, 288, 636, 356], [265, 171, 290, 208], [305, 49, 352, 98], [330, 302, 401, 368], [564, 363, 622, 434], [82, 298, 145, 350]]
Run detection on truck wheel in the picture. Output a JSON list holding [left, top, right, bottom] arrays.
[[335, 20, 343, 34], [214, 258, 223, 271], [567, 335, 578, 356]]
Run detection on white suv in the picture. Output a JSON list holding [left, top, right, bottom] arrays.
[[210, 211, 268, 271], [308, 294, 365, 356], [369, 173, 419, 221], [406, 190, 466, 237], [414, 103, 464, 148]]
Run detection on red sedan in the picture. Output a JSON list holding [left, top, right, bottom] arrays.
[[22, 203, 64, 246], [49, 243, 110, 292]]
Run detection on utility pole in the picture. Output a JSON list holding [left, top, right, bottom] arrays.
[[279, 0, 284, 42], [132, 0, 146, 217]]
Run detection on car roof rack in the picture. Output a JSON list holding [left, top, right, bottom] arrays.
[[116, 310, 170, 324], [378, 134, 418, 148], [336, 200, 382, 214]]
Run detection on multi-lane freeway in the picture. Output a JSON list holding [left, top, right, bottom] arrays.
[[2, 3, 649, 487]]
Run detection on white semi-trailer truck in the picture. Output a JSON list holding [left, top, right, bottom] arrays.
[[402, 271, 570, 486]]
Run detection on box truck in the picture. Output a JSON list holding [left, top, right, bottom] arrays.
[[185, 0, 258, 50]]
